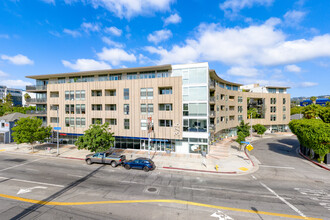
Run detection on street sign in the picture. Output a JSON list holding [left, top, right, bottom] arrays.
[[54, 127, 61, 131], [246, 144, 254, 151], [241, 141, 250, 144]]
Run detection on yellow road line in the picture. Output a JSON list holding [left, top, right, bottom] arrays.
[[0, 193, 321, 220], [0, 149, 5, 152]]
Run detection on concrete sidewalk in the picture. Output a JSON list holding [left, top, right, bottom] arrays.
[[0, 137, 260, 175]]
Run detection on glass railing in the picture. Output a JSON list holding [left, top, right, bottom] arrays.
[[26, 98, 47, 103], [26, 110, 47, 114], [26, 85, 47, 91]]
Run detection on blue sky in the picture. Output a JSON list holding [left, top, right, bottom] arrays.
[[0, 0, 329, 97]]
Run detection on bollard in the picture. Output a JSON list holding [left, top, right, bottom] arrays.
[[215, 164, 219, 171]]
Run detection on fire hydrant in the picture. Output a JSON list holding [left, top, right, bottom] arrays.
[[215, 164, 219, 171]]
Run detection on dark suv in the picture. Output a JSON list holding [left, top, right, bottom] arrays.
[[123, 157, 156, 172]]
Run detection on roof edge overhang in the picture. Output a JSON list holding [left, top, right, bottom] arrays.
[[209, 69, 243, 86]]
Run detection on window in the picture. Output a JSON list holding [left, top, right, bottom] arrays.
[[183, 119, 207, 132], [226, 85, 232, 90], [105, 89, 116, 96], [229, 96, 235, 101], [82, 75, 94, 82], [221, 116, 225, 122], [81, 104, 86, 114], [238, 115, 243, 122], [65, 91, 69, 100], [109, 74, 121, 81], [81, 90, 85, 100], [140, 104, 147, 113], [217, 105, 219, 112], [268, 88, 276, 93], [76, 117, 81, 127], [76, 104, 81, 114], [238, 106, 243, 113], [124, 88, 129, 100], [271, 98, 276, 104], [229, 106, 235, 111], [127, 73, 138, 79], [75, 91, 80, 100], [140, 88, 146, 99], [182, 103, 207, 116], [217, 117, 219, 124], [70, 104, 74, 114], [92, 118, 102, 124], [238, 96, 243, 103], [232, 86, 238, 91], [283, 114, 286, 120], [65, 104, 70, 114], [58, 77, 65, 84], [270, 106, 276, 113], [140, 71, 155, 79], [159, 104, 172, 111], [283, 106, 286, 112], [147, 88, 153, 99], [124, 104, 129, 115], [271, 114, 276, 121], [283, 98, 286, 104], [147, 104, 153, 113], [219, 83, 224, 88], [124, 119, 130, 129], [70, 117, 74, 127], [159, 87, 172, 95], [99, 74, 108, 81], [279, 88, 284, 93], [105, 118, 117, 125], [50, 117, 59, 123], [81, 118, 85, 127], [105, 104, 116, 111], [159, 120, 173, 127], [141, 119, 147, 130], [156, 70, 169, 78], [221, 94, 225, 100], [50, 92, 59, 98], [70, 90, 74, 100], [65, 117, 70, 127], [51, 105, 59, 111], [92, 90, 102, 97], [229, 116, 235, 121], [92, 104, 102, 111]]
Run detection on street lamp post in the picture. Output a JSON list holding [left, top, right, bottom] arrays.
[[250, 112, 252, 141], [57, 108, 59, 156]]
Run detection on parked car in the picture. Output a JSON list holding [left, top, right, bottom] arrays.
[[85, 151, 126, 167], [123, 157, 156, 172]]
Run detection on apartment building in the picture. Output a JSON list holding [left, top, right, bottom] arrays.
[[0, 85, 23, 106], [26, 62, 290, 154]]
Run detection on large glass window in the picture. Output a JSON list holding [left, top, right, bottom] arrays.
[[140, 88, 147, 99], [105, 118, 117, 125], [105, 89, 116, 96], [127, 73, 138, 79], [105, 104, 116, 111], [58, 77, 65, 84], [159, 104, 172, 111], [140, 104, 147, 113], [99, 74, 108, 81], [279, 88, 284, 93], [109, 74, 121, 81], [140, 71, 155, 79], [82, 75, 94, 82], [92, 90, 102, 96], [124, 88, 129, 100], [183, 86, 207, 101], [268, 88, 276, 93], [92, 104, 102, 111], [159, 87, 172, 95], [182, 103, 207, 116], [183, 119, 207, 132], [182, 67, 207, 84], [159, 120, 173, 127]]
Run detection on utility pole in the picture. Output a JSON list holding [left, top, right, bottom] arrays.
[[57, 107, 59, 156], [250, 112, 252, 141]]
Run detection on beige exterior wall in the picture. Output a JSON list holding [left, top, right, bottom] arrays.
[[47, 76, 182, 140]]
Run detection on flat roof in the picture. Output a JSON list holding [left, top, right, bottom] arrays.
[[26, 64, 172, 79], [266, 86, 291, 89]]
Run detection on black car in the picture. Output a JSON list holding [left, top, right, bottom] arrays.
[[123, 157, 156, 172]]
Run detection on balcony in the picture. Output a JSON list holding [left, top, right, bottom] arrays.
[[26, 98, 47, 104], [209, 111, 215, 117], [26, 85, 47, 92], [209, 96, 215, 104], [26, 110, 47, 115], [209, 81, 215, 90], [209, 124, 215, 132]]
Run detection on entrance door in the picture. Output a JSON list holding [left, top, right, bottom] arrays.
[[140, 140, 146, 150], [0, 133, 4, 144]]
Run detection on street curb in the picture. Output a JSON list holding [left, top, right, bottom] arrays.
[[298, 149, 330, 171], [162, 166, 236, 174], [60, 156, 85, 161]]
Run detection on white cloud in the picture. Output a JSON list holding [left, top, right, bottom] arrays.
[[97, 48, 136, 66], [283, 10, 306, 26], [102, 37, 124, 48], [164, 13, 181, 26], [285, 64, 301, 73], [62, 59, 111, 71], [146, 20, 330, 67], [63, 29, 81, 37], [1, 80, 32, 88], [0, 70, 8, 77], [73, 0, 175, 19], [40, 0, 55, 5], [227, 66, 259, 77], [104, 26, 122, 36], [298, 82, 318, 87], [147, 29, 172, 44], [81, 22, 101, 33], [220, 0, 274, 16], [0, 34, 10, 39], [1, 54, 34, 65]]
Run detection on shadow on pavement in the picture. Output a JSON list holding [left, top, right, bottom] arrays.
[[10, 164, 106, 220], [267, 138, 299, 157], [251, 207, 264, 220]]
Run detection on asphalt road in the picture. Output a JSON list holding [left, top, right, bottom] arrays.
[[0, 136, 329, 220]]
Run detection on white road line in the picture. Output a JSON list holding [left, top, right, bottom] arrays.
[[67, 174, 83, 178], [182, 187, 206, 191], [0, 176, 65, 188], [260, 182, 307, 218], [0, 158, 44, 172], [251, 175, 257, 180], [259, 165, 295, 169]]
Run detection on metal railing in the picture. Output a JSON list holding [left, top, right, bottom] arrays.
[[26, 85, 47, 91], [26, 110, 47, 115], [209, 124, 215, 131], [26, 98, 47, 103], [209, 111, 215, 117], [209, 96, 215, 102], [209, 81, 215, 89]]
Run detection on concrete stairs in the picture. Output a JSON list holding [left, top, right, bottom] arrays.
[[207, 138, 232, 159]]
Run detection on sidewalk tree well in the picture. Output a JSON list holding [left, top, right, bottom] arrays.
[[75, 122, 115, 153], [289, 119, 330, 163], [235, 131, 246, 151], [236, 120, 250, 138], [11, 117, 52, 152], [252, 124, 266, 137]]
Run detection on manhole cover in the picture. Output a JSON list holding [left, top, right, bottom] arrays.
[[147, 187, 157, 192]]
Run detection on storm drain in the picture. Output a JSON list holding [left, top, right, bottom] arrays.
[[144, 186, 160, 194]]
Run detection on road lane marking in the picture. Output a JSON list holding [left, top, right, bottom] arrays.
[[0, 193, 322, 220], [0, 158, 44, 172], [239, 167, 249, 171], [211, 210, 233, 219], [260, 182, 307, 219], [182, 187, 206, 191], [0, 176, 64, 187], [251, 175, 257, 180], [0, 149, 5, 152], [67, 174, 84, 178], [17, 186, 47, 195], [259, 165, 295, 169]]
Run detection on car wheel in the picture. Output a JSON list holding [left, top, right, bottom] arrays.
[[86, 159, 92, 165], [143, 166, 149, 172], [111, 161, 117, 168], [125, 164, 131, 170]]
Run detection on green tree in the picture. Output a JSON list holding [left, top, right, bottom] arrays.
[[24, 93, 31, 105], [319, 106, 330, 123], [326, 101, 330, 107], [247, 108, 258, 119], [290, 106, 304, 115], [12, 117, 52, 152], [236, 120, 250, 138], [310, 96, 317, 104], [302, 104, 322, 119], [253, 124, 267, 137], [235, 131, 246, 151], [75, 122, 115, 153]]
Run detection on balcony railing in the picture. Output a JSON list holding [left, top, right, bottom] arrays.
[[209, 111, 215, 117], [26, 98, 47, 103], [26, 110, 47, 115], [209, 124, 215, 131], [209, 81, 215, 90], [26, 85, 47, 91], [209, 96, 215, 102]]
